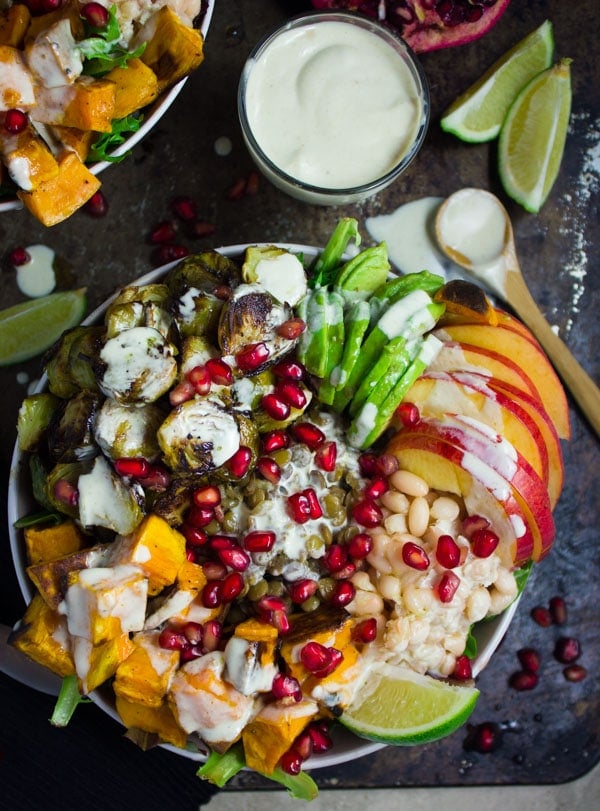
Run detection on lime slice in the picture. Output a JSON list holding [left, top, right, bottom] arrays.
[[340, 662, 479, 745], [441, 20, 554, 142], [0, 289, 87, 366], [498, 58, 572, 213]]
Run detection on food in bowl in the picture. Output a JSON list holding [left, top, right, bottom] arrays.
[[0, 0, 212, 225], [238, 12, 429, 205], [8, 220, 567, 796]]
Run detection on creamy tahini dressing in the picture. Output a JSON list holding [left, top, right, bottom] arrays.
[[245, 20, 424, 188], [437, 188, 506, 267], [15, 244, 56, 297]]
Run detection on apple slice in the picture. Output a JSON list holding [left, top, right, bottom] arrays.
[[429, 340, 540, 400], [386, 428, 535, 566], [493, 308, 542, 347], [404, 371, 549, 489], [434, 323, 570, 440]]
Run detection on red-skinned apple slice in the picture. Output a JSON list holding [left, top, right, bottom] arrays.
[[434, 323, 570, 440], [386, 429, 536, 566], [404, 371, 549, 489], [429, 340, 541, 400], [493, 308, 542, 347], [404, 414, 555, 562]]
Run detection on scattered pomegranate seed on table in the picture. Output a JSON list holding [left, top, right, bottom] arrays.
[[8, 247, 30, 267], [83, 190, 109, 218]]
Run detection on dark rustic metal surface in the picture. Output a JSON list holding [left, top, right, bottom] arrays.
[[0, 0, 598, 806]]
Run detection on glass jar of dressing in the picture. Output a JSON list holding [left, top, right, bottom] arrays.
[[238, 12, 430, 206]]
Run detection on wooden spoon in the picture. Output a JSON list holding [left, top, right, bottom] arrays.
[[435, 188, 600, 437]]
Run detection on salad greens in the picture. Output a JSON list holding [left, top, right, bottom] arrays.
[[79, 6, 146, 76], [86, 115, 143, 164]]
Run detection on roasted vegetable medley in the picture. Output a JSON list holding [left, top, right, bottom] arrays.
[[12, 220, 552, 794]]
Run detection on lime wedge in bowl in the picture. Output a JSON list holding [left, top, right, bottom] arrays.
[[0, 289, 86, 365], [441, 20, 554, 143], [498, 58, 572, 213], [339, 661, 479, 745]]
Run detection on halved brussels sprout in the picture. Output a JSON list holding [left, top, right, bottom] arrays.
[[214, 411, 260, 484], [44, 460, 93, 520], [179, 335, 219, 380], [242, 246, 307, 306], [46, 326, 104, 398], [109, 284, 170, 308], [17, 393, 60, 453], [47, 392, 102, 463], [94, 399, 165, 462], [77, 455, 144, 535]]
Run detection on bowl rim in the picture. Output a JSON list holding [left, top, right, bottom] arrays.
[[237, 10, 430, 200], [0, 0, 215, 215], [7, 243, 519, 770]]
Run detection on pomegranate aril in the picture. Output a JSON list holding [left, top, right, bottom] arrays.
[[182, 621, 203, 646], [290, 422, 325, 449], [203, 620, 222, 652], [376, 453, 399, 476], [272, 672, 302, 702], [190, 220, 216, 239], [307, 722, 333, 753], [358, 452, 380, 477], [202, 561, 228, 580], [256, 456, 281, 484], [563, 664, 587, 682], [300, 641, 331, 674], [9, 246, 30, 266], [315, 440, 337, 472], [287, 578, 318, 604], [169, 379, 195, 405], [257, 595, 288, 614], [153, 244, 189, 265], [227, 446, 253, 478], [436, 534, 461, 568], [243, 530, 276, 553], [193, 485, 221, 508], [158, 627, 188, 651], [313, 647, 343, 678], [188, 504, 215, 528], [272, 360, 305, 381], [227, 177, 247, 201], [84, 189, 109, 217], [549, 595, 567, 625], [137, 464, 170, 491], [275, 381, 307, 409], [531, 605, 553, 627], [323, 544, 348, 573], [209, 534, 235, 550], [245, 170, 260, 196], [180, 644, 202, 662], [395, 401, 420, 427], [272, 609, 290, 634], [201, 580, 223, 608], [236, 342, 270, 372], [53, 479, 79, 506], [304, 487, 322, 519], [347, 532, 373, 559], [171, 195, 197, 221], [293, 730, 313, 760], [4, 108, 28, 134], [205, 357, 233, 386], [220, 571, 245, 602], [402, 541, 430, 570], [352, 617, 378, 644], [261, 392, 290, 421], [517, 647, 541, 673], [437, 571, 460, 603], [217, 545, 250, 572], [287, 490, 321, 523], [148, 220, 177, 244], [276, 318, 306, 340], [279, 749, 303, 775], [114, 457, 149, 478], [364, 477, 388, 500], [471, 527, 499, 558], [554, 636, 581, 664], [464, 721, 502, 753], [453, 655, 472, 681], [187, 364, 212, 395], [461, 514, 490, 539], [330, 580, 355, 607], [81, 2, 110, 27], [262, 430, 289, 452], [352, 498, 383, 528], [509, 670, 539, 691], [183, 525, 208, 547]]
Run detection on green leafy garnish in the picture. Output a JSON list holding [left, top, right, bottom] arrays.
[[79, 5, 145, 76], [13, 510, 63, 529], [86, 114, 143, 163], [50, 675, 92, 727], [197, 742, 319, 800]]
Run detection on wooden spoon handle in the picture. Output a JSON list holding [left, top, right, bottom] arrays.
[[505, 271, 600, 437]]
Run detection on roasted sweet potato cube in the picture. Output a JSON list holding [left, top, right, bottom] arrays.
[[18, 151, 101, 226], [176, 559, 207, 593], [113, 514, 187, 595], [73, 633, 135, 694], [27, 543, 111, 609], [24, 3, 84, 45], [113, 631, 179, 708], [116, 695, 188, 749], [0, 4, 31, 47], [24, 520, 85, 565], [0, 45, 35, 109], [10, 594, 75, 678], [243, 699, 319, 774], [106, 58, 159, 119], [234, 617, 279, 644], [32, 77, 115, 132], [52, 126, 96, 161], [279, 607, 353, 683], [0, 122, 59, 190], [136, 8, 204, 93]]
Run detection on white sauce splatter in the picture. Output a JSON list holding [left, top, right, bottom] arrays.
[[16, 244, 56, 298]]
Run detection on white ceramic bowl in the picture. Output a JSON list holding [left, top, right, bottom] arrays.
[[7, 245, 518, 770], [238, 12, 430, 206], [0, 2, 215, 215]]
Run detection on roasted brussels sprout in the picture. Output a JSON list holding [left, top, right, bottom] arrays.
[[77, 455, 145, 535], [45, 326, 104, 398], [47, 392, 102, 463], [17, 393, 60, 453], [44, 460, 93, 520], [157, 396, 242, 474], [242, 246, 307, 306], [179, 335, 218, 380], [94, 399, 165, 462], [105, 284, 175, 341], [96, 327, 178, 405]]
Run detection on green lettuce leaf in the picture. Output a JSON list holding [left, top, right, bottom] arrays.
[[86, 114, 143, 163]]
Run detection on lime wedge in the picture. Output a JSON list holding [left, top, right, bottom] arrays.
[[441, 20, 554, 142], [0, 289, 87, 366], [498, 58, 572, 213], [340, 662, 479, 745]]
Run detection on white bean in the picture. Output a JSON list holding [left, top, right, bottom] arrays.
[[403, 582, 432, 615], [384, 513, 408, 535], [378, 573, 401, 603], [380, 490, 410, 514], [444, 631, 467, 656], [430, 495, 461, 522], [389, 469, 429, 497], [351, 571, 376, 592], [408, 496, 430, 537], [347, 589, 385, 616], [466, 585, 492, 623]]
